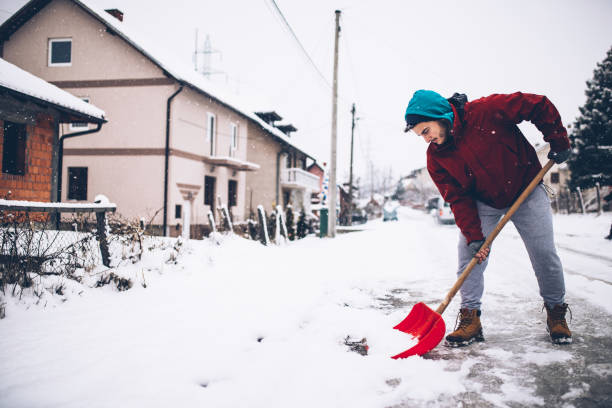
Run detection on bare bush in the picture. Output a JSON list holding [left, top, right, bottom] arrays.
[[0, 209, 99, 293], [105, 208, 162, 267]]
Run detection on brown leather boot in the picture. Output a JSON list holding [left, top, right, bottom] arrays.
[[445, 308, 485, 347], [544, 303, 572, 344]]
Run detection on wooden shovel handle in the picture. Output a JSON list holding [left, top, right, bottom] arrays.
[[435, 159, 555, 315]]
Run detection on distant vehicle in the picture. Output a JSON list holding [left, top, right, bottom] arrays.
[[383, 201, 399, 221], [351, 209, 368, 225], [426, 197, 439, 212], [429, 197, 455, 224]]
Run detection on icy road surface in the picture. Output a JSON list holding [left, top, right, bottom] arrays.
[[1, 207, 611, 408]]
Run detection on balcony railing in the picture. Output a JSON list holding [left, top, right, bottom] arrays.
[[281, 168, 320, 191]]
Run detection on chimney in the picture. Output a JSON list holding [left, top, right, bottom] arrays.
[[105, 9, 124, 22]]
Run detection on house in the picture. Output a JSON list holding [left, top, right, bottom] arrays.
[[246, 111, 319, 217], [535, 143, 577, 212], [534, 142, 612, 212], [0, 0, 318, 237], [307, 162, 325, 203], [535, 143, 571, 193], [395, 167, 438, 207], [0, 57, 105, 203]]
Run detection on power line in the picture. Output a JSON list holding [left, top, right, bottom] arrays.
[[264, 0, 332, 89]]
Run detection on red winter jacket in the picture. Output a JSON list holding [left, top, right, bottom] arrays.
[[427, 92, 570, 243]]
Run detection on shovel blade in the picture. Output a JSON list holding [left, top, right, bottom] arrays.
[[391, 302, 445, 359]]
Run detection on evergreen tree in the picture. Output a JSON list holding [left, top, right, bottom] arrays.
[[286, 205, 295, 241], [568, 46, 612, 189], [296, 209, 307, 239]]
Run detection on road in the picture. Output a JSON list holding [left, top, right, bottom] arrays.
[[381, 208, 612, 407]]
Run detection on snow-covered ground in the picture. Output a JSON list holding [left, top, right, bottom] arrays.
[[1, 208, 611, 407]]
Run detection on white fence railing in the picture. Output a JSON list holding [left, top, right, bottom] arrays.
[[281, 168, 320, 191]]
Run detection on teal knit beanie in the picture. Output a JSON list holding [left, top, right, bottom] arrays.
[[404, 90, 454, 131]]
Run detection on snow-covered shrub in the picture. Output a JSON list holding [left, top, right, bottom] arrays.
[[0, 209, 99, 293], [247, 219, 258, 241], [106, 214, 147, 265]]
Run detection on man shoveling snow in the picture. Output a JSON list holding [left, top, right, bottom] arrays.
[[404, 90, 573, 346]]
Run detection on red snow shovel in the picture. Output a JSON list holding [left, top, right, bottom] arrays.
[[391, 160, 555, 359]]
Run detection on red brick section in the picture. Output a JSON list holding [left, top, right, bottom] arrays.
[[0, 114, 55, 202]]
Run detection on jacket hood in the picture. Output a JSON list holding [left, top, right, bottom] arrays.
[[447, 93, 468, 123], [428, 94, 468, 153]]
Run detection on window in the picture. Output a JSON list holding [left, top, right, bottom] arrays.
[[230, 123, 238, 156], [68, 167, 87, 200], [204, 176, 216, 206], [175, 204, 182, 219], [49, 38, 72, 66], [207, 114, 216, 156], [550, 172, 559, 184], [228, 180, 237, 207], [2, 121, 27, 175], [70, 98, 90, 130]]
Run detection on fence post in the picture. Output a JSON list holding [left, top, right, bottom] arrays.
[[276, 205, 288, 241], [577, 187, 586, 214], [274, 210, 281, 244], [596, 182, 602, 215], [221, 207, 233, 233], [208, 211, 217, 234], [95, 210, 111, 267], [257, 205, 269, 246]]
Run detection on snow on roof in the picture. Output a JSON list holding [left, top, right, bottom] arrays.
[[56, 0, 315, 159], [0, 57, 106, 121]]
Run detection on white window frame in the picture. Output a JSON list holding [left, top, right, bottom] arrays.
[[207, 113, 216, 156], [230, 123, 238, 156], [69, 97, 90, 130], [48, 38, 72, 67]]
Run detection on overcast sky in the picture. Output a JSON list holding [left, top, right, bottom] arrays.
[[2, 0, 611, 187]]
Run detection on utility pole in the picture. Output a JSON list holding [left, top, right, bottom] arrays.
[[328, 10, 341, 238], [348, 103, 356, 226]]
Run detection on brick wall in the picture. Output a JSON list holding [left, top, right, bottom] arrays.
[[0, 114, 55, 202]]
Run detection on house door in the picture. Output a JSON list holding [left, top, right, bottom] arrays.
[[205, 175, 216, 218]]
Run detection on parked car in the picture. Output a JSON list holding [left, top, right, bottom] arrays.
[[383, 201, 399, 221], [351, 209, 368, 224], [429, 197, 455, 224], [426, 197, 440, 212]]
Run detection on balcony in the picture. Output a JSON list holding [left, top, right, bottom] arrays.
[[281, 168, 320, 191]]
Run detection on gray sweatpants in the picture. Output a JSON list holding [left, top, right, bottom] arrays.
[[457, 185, 566, 310]]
